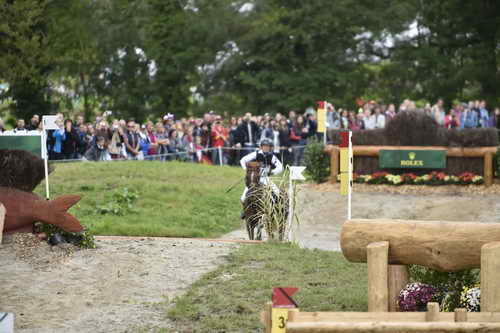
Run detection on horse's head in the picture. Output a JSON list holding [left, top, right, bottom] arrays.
[[245, 161, 261, 187]]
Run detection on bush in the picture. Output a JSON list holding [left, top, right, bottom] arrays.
[[303, 137, 330, 183], [409, 265, 479, 311]]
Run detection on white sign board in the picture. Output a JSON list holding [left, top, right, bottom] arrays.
[[290, 166, 306, 181], [42, 115, 59, 130]]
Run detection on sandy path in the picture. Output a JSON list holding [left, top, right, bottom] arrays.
[[0, 237, 238, 333]]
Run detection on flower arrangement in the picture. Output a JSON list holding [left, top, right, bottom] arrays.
[[460, 286, 481, 312], [398, 283, 436, 312], [353, 171, 484, 186]]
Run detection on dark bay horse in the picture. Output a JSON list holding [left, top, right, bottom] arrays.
[[243, 161, 288, 241]]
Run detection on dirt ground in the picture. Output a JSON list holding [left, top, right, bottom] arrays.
[[0, 235, 238, 333], [2, 183, 500, 332], [226, 183, 500, 251]]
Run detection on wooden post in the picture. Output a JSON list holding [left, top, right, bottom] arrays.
[[264, 301, 272, 333], [367, 241, 389, 312], [288, 308, 300, 323], [330, 146, 339, 184], [455, 308, 468, 322], [0, 203, 5, 244], [426, 302, 440, 322], [481, 242, 500, 312], [484, 152, 493, 187], [388, 265, 409, 312]]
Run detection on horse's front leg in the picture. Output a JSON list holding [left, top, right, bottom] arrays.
[[246, 218, 254, 240]]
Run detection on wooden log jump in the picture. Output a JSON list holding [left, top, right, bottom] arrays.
[[341, 219, 500, 272], [261, 304, 500, 332], [325, 145, 496, 186]]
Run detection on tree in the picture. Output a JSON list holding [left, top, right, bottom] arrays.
[[0, 0, 53, 120]]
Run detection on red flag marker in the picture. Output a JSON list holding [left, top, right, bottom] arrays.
[[339, 131, 350, 148], [272, 287, 299, 308]]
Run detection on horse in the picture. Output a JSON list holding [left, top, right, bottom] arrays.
[[242, 161, 289, 241]]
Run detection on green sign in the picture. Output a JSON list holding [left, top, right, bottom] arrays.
[[379, 150, 446, 169], [0, 135, 43, 157]]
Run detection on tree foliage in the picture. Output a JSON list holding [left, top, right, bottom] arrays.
[[0, 0, 499, 121]]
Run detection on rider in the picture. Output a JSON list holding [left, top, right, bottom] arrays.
[[239, 138, 284, 218]]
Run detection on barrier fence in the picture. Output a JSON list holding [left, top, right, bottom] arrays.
[[50, 145, 312, 165]]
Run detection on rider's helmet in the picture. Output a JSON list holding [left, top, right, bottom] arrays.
[[260, 138, 273, 148], [259, 138, 273, 158]]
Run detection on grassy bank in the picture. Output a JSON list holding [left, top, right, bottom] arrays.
[[161, 243, 367, 332], [34, 161, 245, 237]]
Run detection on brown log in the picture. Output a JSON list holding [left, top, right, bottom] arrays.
[[388, 265, 409, 312], [341, 219, 500, 272], [286, 321, 500, 332], [481, 242, 500, 312]]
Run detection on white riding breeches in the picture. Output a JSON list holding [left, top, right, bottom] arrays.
[[240, 180, 280, 203]]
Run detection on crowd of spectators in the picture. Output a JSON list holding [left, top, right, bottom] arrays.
[[0, 98, 499, 166]]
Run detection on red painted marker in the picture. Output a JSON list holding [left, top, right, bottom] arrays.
[[272, 287, 299, 308]]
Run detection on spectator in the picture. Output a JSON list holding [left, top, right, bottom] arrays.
[[108, 122, 127, 159], [278, 118, 292, 166], [167, 129, 185, 161], [62, 119, 82, 160], [84, 136, 111, 161], [76, 124, 88, 158], [52, 119, 66, 160], [290, 115, 308, 166], [460, 105, 479, 129], [374, 107, 386, 129], [26, 115, 40, 131], [444, 110, 459, 129], [0, 118, 5, 133], [385, 104, 396, 120], [478, 101, 489, 128], [156, 122, 170, 161], [340, 110, 349, 129], [125, 121, 141, 160], [432, 99, 446, 126], [235, 113, 259, 157], [363, 109, 376, 130], [144, 121, 159, 160], [13, 119, 27, 133], [211, 118, 228, 165], [349, 111, 364, 130]]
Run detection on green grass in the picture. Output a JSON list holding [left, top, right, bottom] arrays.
[[162, 242, 367, 332], [34, 161, 246, 237]]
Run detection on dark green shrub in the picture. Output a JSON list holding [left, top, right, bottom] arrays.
[[303, 137, 330, 183], [385, 111, 440, 146], [35, 223, 96, 249], [409, 265, 479, 311]]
